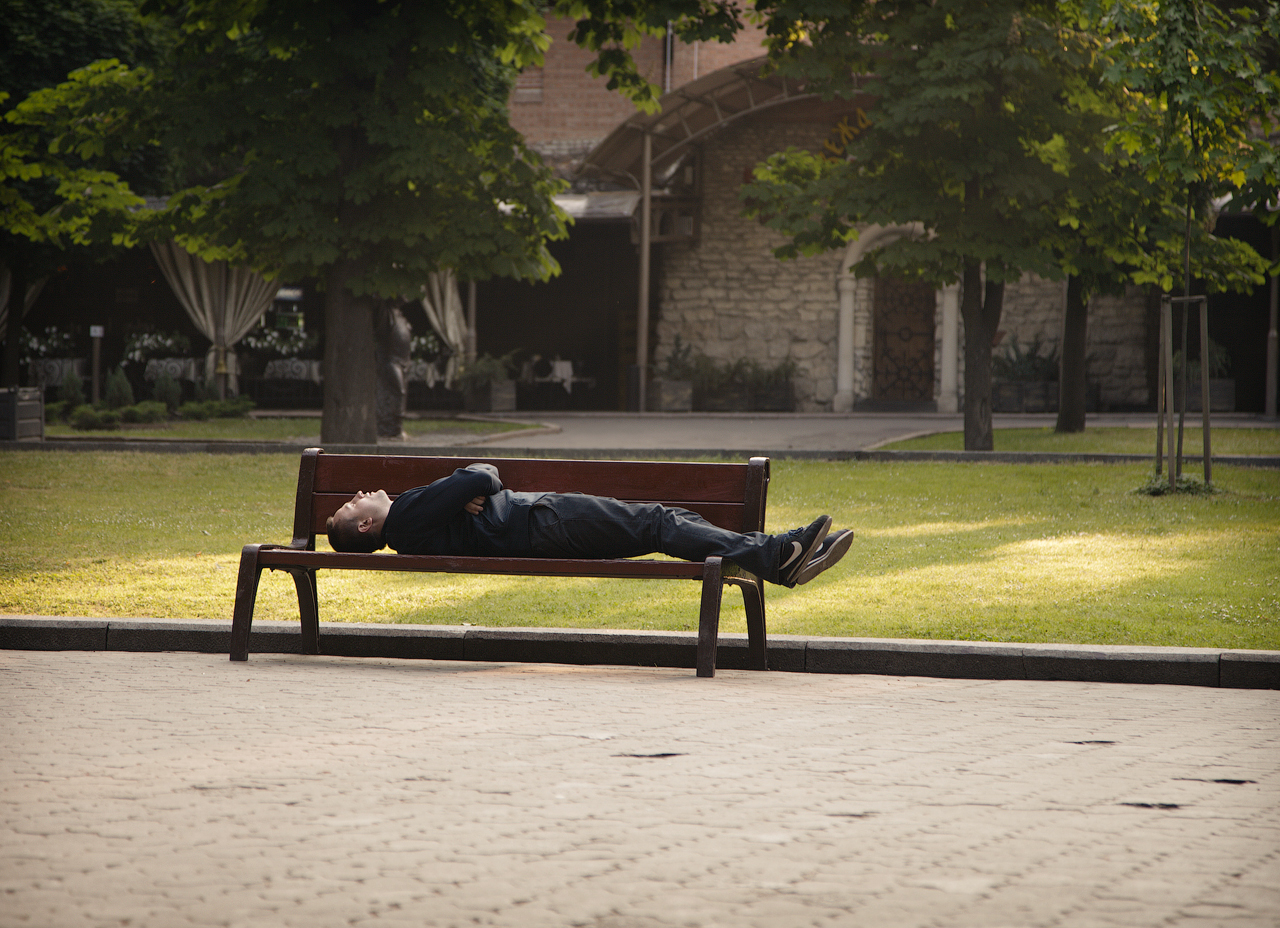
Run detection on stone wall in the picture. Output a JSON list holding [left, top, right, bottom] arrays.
[[998, 275, 1150, 409], [656, 115, 1153, 411], [658, 118, 844, 411]]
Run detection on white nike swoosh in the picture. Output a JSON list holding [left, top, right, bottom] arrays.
[[780, 541, 803, 570]]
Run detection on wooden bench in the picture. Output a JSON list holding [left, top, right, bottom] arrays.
[[231, 449, 772, 677]]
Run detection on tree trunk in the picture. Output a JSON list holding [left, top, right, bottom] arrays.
[[960, 259, 1003, 450], [2, 259, 29, 388], [1055, 274, 1088, 433], [320, 260, 379, 445]]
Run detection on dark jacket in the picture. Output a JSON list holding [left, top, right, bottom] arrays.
[[381, 463, 548, 556]]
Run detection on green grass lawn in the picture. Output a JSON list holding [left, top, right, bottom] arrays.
[[43, 415, 530, 442], [1, 451, 1277, 650], [883, 426, 1280, 455]]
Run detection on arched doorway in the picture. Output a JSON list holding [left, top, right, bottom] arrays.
[[872, 276, 936, 403]]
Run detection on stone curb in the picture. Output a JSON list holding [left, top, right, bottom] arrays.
[[2, 616, 1275, 689]]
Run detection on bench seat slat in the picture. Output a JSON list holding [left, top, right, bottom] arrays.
[[258, 547, 715, 580], [312, 455, 751, 505]]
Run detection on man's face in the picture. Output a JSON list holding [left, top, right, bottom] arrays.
[[336, 489, 390, 530]]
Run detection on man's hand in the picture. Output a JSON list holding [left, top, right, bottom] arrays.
[[463, 496, 486, 515]]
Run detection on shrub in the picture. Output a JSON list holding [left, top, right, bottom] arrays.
[[59, 370, 85, 407], [70, 405, 120, 430], [44, 400, 68, 422], [993, 337, 1059, 382], [1173, 338, 1231, 381], [152, 373, 182, 412], [216, 394, 255, 418], [178, 400, 214, 421], [119, 401, 169, 424], [104, 367, 135, 409]]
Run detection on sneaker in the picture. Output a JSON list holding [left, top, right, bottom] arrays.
[[777, 515, 831, 587], [793, 529, 853, 585]]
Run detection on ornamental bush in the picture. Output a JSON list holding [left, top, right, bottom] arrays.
[[104, 367, 135, 409], [152, 373, 182, 412], [59, 370, 85, 407]]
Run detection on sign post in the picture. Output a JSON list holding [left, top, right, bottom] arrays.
[[89, 325, 104, 404]]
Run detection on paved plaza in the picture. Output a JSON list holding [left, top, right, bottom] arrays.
[[2, 649, 1277, 927]]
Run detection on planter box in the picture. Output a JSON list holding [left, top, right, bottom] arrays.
[[0, 387, 43, 441], [1185, 378, 1235, 413], [648, 379, 692, 412], [464, 379, 516, 413]]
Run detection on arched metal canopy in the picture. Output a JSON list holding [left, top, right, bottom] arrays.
[[579, 55, 816, 187]]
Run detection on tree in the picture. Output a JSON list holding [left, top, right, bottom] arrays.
[[8, 0, 744, 434], [741, 0, 1089, 449], [1044, 52, 1269, 432], [0, 0, 163, 386], [1053, 0, 1278, 442], [108, 0, 574, 443]]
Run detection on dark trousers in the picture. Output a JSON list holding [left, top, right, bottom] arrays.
[[528, 493, 780, 583]]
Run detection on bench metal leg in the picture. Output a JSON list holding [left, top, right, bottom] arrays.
[[696, 557, 724, 678], [739, 578, 768, 671], [230, 544, 264, 661], [287, 568, 320, 654]]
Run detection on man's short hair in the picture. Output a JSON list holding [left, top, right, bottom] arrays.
[[325, 512, 383, 553]]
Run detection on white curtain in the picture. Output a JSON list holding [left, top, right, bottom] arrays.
[[0, 267, 48, 342], [149, 241, 278, 394], [420, 269, 468, 388]]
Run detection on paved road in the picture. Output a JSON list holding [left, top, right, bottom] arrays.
[[461, 411, 1273, 454], [3, 650, 1277, 927]]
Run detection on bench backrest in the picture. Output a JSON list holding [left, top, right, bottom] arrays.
[[291, 449, 770, 549]]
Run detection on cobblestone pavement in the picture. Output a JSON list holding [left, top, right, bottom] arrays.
[[2, 651, 1277, 928]]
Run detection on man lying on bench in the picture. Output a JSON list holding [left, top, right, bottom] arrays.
[[325, 462, 853, 588]]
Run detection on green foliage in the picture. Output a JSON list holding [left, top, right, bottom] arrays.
[[128, 0, 571, 295], [456, 352, 518, 391], [177, 395, 254, 421], [745, 0, 1082, 284], [117, 399, 168, 423], [1094, 0, 1280, 220], [1173, 337, 1232, 380], [0, 0, 164, 260], [103, 366, 134, 409], [58, 369, 85, 407], [1090, 0, 1280, 289], [69, 404, 119, 430], [150, 372, 181, 412], [1136, 472, 1216, 496], [556, 1, 743, 112], [993, 337, 1059, 382]]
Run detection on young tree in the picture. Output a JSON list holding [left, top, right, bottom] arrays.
[[741, 0, 1088, 449], [1046, 74, 1268, 432], [1078, 0, 1278, 448]]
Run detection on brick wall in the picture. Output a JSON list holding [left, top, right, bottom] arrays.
[[510, 19, 767, 151]]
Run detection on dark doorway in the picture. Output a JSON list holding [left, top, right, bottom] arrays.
[[873, 276, 936, 404]]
